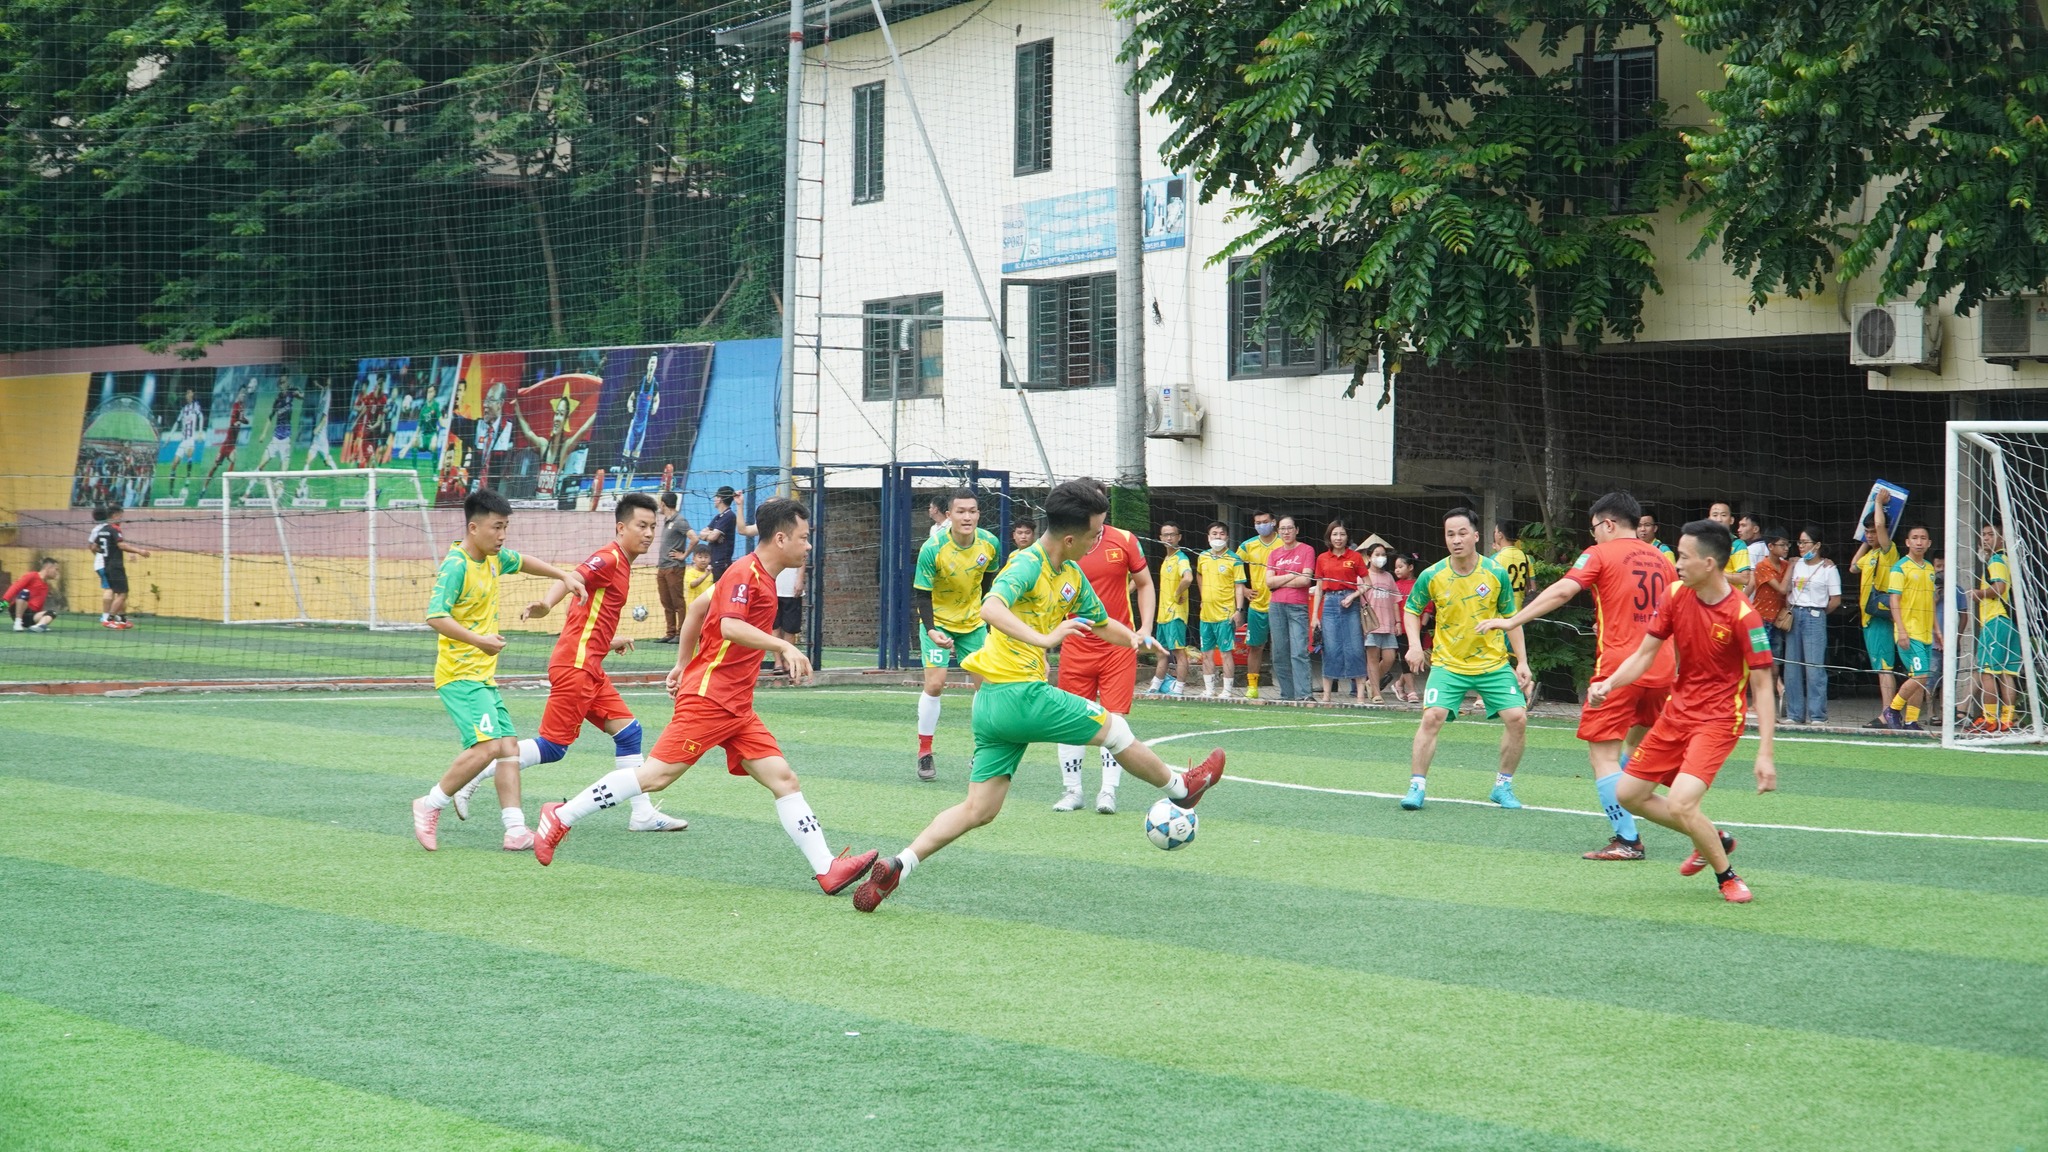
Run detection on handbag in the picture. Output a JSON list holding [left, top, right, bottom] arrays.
[[1774, 607, 1794, 632], [1864, 583, 1892, 623]]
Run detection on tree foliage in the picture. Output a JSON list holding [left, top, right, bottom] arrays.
[[1678, 0, 2048, 313], [0, 0, 784, 358]]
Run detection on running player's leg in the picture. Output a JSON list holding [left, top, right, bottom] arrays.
[[414, 683, 521, 850], [1578, 683, 1651, 857], [917, 657, 948, 782], [731, 750, 876, 892], [1093, 647, 1140, 811], [1053, 652, 1099, 810], [598, 712, 685, 831]]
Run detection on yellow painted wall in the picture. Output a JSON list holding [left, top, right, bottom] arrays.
[[0, 374, 91, 532]]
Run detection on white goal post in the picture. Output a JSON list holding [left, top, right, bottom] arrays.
[[1943, 422, 2048, 748], [221, 468, 436, 630]]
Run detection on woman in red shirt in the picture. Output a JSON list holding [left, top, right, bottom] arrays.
[[1313, 522, 1369, 702]]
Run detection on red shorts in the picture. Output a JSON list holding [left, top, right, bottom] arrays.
[[538, 665, 635, 745], [1058, 640, 1139, 714], [1577, 681, 1670, 744], [1624, 720, 1741, 788], [651, 694, 783, 775]]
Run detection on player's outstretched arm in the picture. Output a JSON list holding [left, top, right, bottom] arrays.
[[523, 577, 575, 619], [1749, 665, 1778, 793], [980, 595, 1086, 651], [1587, 635, 1663, 704], [1093, 617, 1166, 655], [718, 615, 809, 682], [428, 615, 504, 657], [1481, 576, 1581, 634], [519, 557, 587, 602]]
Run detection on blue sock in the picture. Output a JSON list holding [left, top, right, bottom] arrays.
[[612, 721, 643, 758], [1597, 772, 1638, 841]]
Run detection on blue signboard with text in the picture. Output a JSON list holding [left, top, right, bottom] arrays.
[[1001, 175, 1188, 273]]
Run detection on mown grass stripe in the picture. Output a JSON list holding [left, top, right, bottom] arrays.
[[0, 778, 2040, 1152], [0, 862, 1620, 1152], [0, 993, 597, 1152]]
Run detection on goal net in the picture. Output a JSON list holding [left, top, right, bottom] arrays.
[[222, 468, 437, 630], [1943, 423, 2048, 748]]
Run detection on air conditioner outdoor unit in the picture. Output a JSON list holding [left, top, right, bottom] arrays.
[[1145, 382, 1204, 440], [1850, 302, 1941, 372], [1978, 295, 2048, 365]]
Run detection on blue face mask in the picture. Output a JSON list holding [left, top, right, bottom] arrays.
[[1255, 522, 1275, 537]]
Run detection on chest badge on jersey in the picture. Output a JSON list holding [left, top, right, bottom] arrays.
[[974, 554, 988, 567], [1107, 549, 1123, 564], [1712, 623, 1731, 646], [1060, 582, 1077, 602], [1475, 583, 1491, 598]]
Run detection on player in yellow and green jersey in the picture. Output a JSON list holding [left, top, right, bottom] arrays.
[[410, 487, 586, 852], [1490, 522, 1534, 611], [1972, 523, 2019, 731], [1852, 490, 1901, 726], [1884, 524, 1938, 731], [1637, 511, 1677, 562], [1196, 523, 1248, 698], [1235, 510, 1277, 696], [1148, 522, 1196, 695], [1401, 507, 1533, 812], [913, 488, 1001, 781], [1707, 502, 1754, 594], [852, 479, 1224, 913]]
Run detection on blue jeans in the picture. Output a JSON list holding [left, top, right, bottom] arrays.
[[1269, 602, 1313, 700], [1784, 606, 1829, 722]]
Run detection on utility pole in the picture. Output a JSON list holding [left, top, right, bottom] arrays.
[[1112, 17, 1146, 491]]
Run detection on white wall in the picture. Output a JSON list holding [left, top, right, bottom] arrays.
[[802, 0, 1394, 489]]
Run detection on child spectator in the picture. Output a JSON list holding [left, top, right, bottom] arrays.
[[1363, 541, 1404, 704], [1392, 552, 1424, 702]]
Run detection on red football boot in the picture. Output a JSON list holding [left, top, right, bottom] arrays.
[[1718, 874, 1754, 903], [1177, 748, 1226, 808], [534, 801, 570, 866], [851, 855, 903, 912], [818, 847, 879, 895], [1679, 831, 1736, 877]]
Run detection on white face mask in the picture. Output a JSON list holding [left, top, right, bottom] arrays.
[[1209, 538, 1228, 552], [1371, 554, 1387, 569]]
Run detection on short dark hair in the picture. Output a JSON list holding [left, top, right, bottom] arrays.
[[1587, 491, 1642, 525], [1011, 520, 1036, 535], [754, 496, 808, 541], [1158, 520, 1180, 534], [615, 492, 659, 522], [660, 491, 679, 510], [38, 556, 58, 568], [1681, 519, 1731, 566], [1905, 522, 1932, 537], [946, 487, 979, 511], [1494, 519, 1517, 539], [1045, 478, 1110, 534], [689, 543, 711, 556], [1207, 521, 1229, 536], [91, 505, 109, 521], [1738, 512, 1763, 531], [929, 491, 950, 513], [464, 487, 512, 522], [1444, 507, 1481, 531], [1638, 508, 1659, 525], [1251, 508, 1274, 522], [714, 485, 737, 505], [1765, 531, 1788, 546]]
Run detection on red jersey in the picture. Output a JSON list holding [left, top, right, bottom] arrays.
[[1567, 538, 1678, 684], [549, 542, 633, 671], [5, 570, 49, 612], [1649, 584, 1774, 734], [1315, 548, 1366, 593], [678, 552, 779, 713], [1067, 525, 1147, 654]]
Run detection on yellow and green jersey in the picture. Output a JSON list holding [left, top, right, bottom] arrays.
[[963, 543, 1108, 684], [425, 543, 523, 687], [1887, 555, 1936, 643], [1981, 551, 2012, 626], [1157, 548, 1193, 625], [1236, 534, 1276, 612], [1854, 542, 1899, 628], [1194, 549, 1245, 624], [1405, 555, 1515, 675], [915, 527, 1001, 633], [1724, 542, 1753, 580], [1493, 544, 1532, 610]]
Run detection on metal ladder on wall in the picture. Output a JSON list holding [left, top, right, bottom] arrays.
[[786, 10, 831, 482]]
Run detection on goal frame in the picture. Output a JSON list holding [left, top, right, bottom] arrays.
[[1942, 422, 2048, 748], [221, 468, 434, 630]]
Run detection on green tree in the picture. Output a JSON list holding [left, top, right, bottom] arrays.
[[1117, 0, 1686, 527], [1678, 0, 2048, 313]]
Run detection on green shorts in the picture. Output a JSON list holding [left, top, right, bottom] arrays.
[[1862, 620, 1897, 673], [1155, 619, 1188, 651], [439, 680, 515, 749], [1900, 638, 1934, 677], [920, 623, 988, 669], [1422, 665, 1527, 720], [969, 679, 1109, 782], [1198, 619, 1236, 653], [1246, 608, 1270, 647], [1980, 615, 2019, 676]]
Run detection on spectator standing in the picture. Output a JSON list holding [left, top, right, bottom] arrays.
[[653, 492, 696, 643], [700, 486, 756, 579], [1707, 502, 1754, 594], [1194, 524, 1247, 698], [1853, 490, 1901, 727], [1491, 523, 1534, 610], [1751, 534, 1794, 714], [1235, 509, 1278, 698], [1885, 525, 1938, 731], [1392, 553, 1424, 702], [1362, 543, 1403, 704], [773, 557, 807, 676], [1264, 516, 1317, 701], [1783, 526, 1841, 724], [1738, 514, 1770, 569], [1148, 522, 1196, 695], [1313, 523, 1368, 702], [1971, 523, 2019, 731], [1637, 510, 1677, 561]]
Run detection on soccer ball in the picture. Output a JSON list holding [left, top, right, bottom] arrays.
[[631, 605, 649, 622], [1144, 798, 1198, 851]]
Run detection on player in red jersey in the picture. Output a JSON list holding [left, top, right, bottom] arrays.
[[1053, 479, 1162, 815], [1589, 519, 1777, 903], [1482, 491, 1676, 860], [452, 492, 688, 842], [534, 498, 878, 894]]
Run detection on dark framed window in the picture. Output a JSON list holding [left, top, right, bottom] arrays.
[[1001, 273, 1114, 389], [1228, 259, 1328, 378], [1014, 40, 1053, 175], [1575, 47, 1657, 207], [863, 295, 942, 400], [852, 82, 884, 204]]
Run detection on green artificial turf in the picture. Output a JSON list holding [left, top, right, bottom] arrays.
[[1, 688, 2045, 1150]]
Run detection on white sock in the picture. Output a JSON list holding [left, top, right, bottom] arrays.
[[475, 763, 496, 784], [558, 767, 642, 826], [501, 805, 527, 831], [776, 792, 835, 874], [1057, 745, 1084, 793], [1496, 772, 1514, 786], [517, 739, 541, 769], [615, 754, 656, 817], [1410, 774, 1428, 791], [1203, 672, 1217, 694], [1099, 745, 1122, 792], [1148, 676, 1162, 690], [1165, 771, 1188, 800], [424, 784, 452, 810], [898, 847, 920, 876], [917, 692, 942, 737]]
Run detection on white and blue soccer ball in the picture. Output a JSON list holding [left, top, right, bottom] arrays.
[[1144, 798, 1198, 851], [632, 604, 649, 622]]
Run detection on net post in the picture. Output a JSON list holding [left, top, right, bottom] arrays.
[[367, 471, 380, 629], [220, 490, 232, 625], [1982, 441, 2047, 741], [258, 476, 311, 622], [1943, 424, 1964, 747]]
